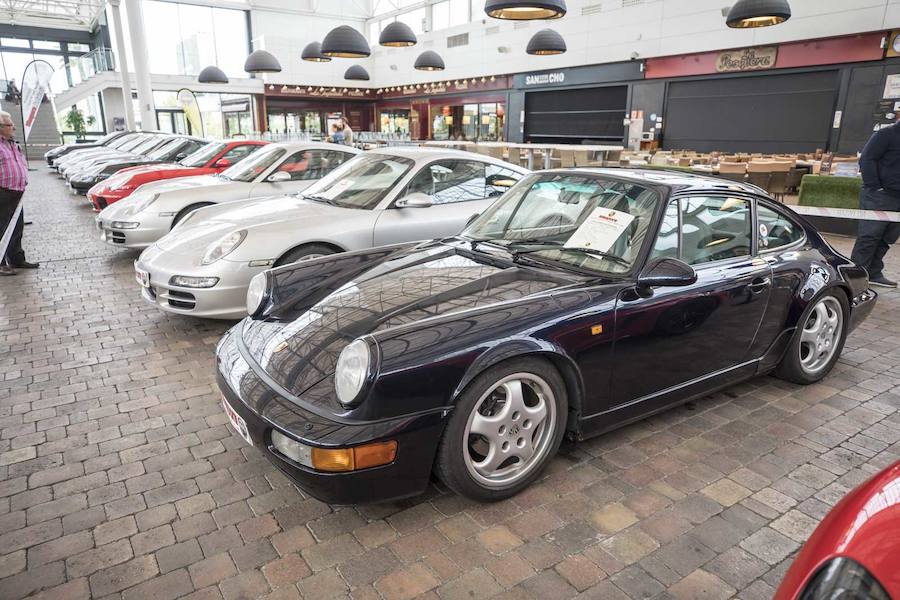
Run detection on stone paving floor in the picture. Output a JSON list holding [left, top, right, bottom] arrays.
[[1, 164, 900, 600]]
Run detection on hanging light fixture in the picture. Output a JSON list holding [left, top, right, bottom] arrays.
[[379, 21, 417, 47], [485, 0, 566, 20], [725, 0, 791, 28], [244, 50, 282, 73], [345, 65, 370, 80], [322, 25, 371, 58], [414, 50, 445, 71], [301, 41, 331, 62], [526, 29, 567, 55], [197, 65, 229, 84]]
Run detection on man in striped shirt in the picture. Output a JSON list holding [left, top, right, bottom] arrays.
[[0, 110, 37, 276]]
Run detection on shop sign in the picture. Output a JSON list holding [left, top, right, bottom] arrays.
[[715, 47, 778, 73], [883, 74, 900, 99], [524, 71, 565, 86], [269, 85, 372, 98]]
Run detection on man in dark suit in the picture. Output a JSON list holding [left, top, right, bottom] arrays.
[[850, 121, 900, 287]]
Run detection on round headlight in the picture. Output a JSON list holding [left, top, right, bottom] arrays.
[[246, 272, 268, 316], [335, 339, 371, 406], [202, 229, 247, 265]]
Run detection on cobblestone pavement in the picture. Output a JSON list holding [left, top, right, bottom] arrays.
[[1, 164, 899, 600]]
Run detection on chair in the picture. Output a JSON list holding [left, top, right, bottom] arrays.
[[560, 150, 576, 168], [573, 150, 590, 167], [716, 162, 746, 183], [767, 171, 789, 202], [785, 168, 805, 193], [746, 171, 771, 189]]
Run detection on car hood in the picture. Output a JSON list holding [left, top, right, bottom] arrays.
[[242, 243, 582, 398], [99, 175, 233, 219], [154, 195, 359, 258]]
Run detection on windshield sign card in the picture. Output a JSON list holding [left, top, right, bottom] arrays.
[[565, 208, 634, 252]]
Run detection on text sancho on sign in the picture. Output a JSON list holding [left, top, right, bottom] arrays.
[[715, 47, 778, 73]]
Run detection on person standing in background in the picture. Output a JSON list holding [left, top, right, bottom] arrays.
[[850, 120, 900, 288], [329, 123, 344, 145], [341, 117, 353, 147], [0, 110, 38, 276]]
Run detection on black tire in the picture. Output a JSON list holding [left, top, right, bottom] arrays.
[[274, 243, 338, 267], [172, 203, 214, 228], [434, 357, 568, 502], [775, 288, 849, 385]]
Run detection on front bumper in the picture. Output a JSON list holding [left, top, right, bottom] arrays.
[[215, 328, 444, 504], [70, 176, 103, 192], [135, 250, 265, 319], [96, 215, 170, 249]]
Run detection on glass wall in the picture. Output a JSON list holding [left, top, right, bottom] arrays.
[[114, 1, 250, 79], [380, 109, 410, 135], [431, 101, 504, 141], [267, 110, 324, 137], [152, 91, 254, 138]]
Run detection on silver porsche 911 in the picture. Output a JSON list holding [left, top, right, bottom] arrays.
[[134, 148, 530, 319]]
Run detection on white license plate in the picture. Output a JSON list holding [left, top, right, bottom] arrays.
[[135, 267, 150, 288], [222, 397, 253, 446]]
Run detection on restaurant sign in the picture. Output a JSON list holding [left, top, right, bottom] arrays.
[[715, 47, 778, 73]]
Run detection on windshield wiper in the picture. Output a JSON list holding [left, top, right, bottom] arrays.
[[304, 195, 339, 206], [513, 244, 631, 267]]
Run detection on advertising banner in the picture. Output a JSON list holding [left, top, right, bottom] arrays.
[[21, 61, 54, 141]]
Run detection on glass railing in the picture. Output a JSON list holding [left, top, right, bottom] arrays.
[[49, 48, 117, 95]]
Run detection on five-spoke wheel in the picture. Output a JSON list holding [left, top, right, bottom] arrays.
[[777, 289, 848, 384]]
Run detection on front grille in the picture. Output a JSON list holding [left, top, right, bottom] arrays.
[[109, 231, 126, 244], [95, 197, 108, 209], [167, 290, 196, 310]]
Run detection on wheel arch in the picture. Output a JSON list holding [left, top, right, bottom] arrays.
[[449, 341, 586, 437], [171, 201, 214, 228], [274, 241, 347, 267]]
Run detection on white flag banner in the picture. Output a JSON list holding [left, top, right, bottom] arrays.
[[0, 198, 23, 264], [21, 61, 54, 142]]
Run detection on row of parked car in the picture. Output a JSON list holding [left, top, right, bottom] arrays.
[[45, 131, 898, 599]]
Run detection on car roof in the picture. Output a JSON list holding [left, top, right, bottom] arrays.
[[544, 167, 770, 197], [267, 141, 362, 153], [367, 146, 531, 172]]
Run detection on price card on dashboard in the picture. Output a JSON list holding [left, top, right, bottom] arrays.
[[564, 208, 634, 252]]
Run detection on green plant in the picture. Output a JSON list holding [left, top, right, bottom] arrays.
[[63, 107, 96, 140], [798, 175, 862, 209]]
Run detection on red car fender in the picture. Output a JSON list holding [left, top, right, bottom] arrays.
[[775, 461, 900, 599]]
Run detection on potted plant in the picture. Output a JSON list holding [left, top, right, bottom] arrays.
[[64, 107, 96, 141]]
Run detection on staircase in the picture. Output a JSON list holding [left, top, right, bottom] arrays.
[[0, 100, 63, 160]]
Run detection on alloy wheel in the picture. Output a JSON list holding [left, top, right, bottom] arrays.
[[799, 296, 843, 375]]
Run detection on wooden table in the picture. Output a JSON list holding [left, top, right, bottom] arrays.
[[423, 141, 624, 170]]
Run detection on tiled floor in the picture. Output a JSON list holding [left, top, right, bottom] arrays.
[[1, 164, 899, 600]]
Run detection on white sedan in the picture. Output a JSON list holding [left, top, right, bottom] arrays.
[[96, 142, 359, 249], [134, 148, 529, 319]]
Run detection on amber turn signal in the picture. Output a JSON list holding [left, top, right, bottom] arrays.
[[311, 440, 398, 472]]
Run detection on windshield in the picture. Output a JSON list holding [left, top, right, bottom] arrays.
[[96, 132, 123, 145], [464, 173, 661, 274], [129, 135, 165, 155], [147, 138, 183, 160], [221, 145, 285, 182], [300, 153, 415, 210], [181, 142, 225, 167], [114, 135, 148, 152]]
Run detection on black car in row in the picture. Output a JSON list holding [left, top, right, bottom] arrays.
[[216, 168, 876, 504]]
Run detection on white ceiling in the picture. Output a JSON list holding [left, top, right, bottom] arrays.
[[1, 0, 107, 30]]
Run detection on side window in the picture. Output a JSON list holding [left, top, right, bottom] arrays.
[[758, 203, 803, 251], [485, 164, 523, 197], [275, 149, 349, 181], [221, 144, 258, 163], [181, 141, 204, 156], [650, 200, 679, 260], [651, 196, 752, 265], [405, 160, 488, 204]]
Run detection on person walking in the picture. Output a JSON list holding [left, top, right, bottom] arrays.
[[850, 120, 900, 288], [341, 117, 353, 147], [0, 110, 38, 276]]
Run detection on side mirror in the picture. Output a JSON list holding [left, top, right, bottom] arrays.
[[395, 192, 434, 208], [486, 174, 518, 188], [636, 257, 697, 294], [267, 171, 291, 183], [213, 158, 231, 169], [175, 152, 187, 161]]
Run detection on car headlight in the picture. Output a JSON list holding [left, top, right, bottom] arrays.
[[129, 192, 160, 215], [202, 229, 247, 266], [798, 557, 890, 600], [169, 275, 219, 288], [111, 221, 140, 229], [246, 272, 268, 316], [335, 339, 371, 407]]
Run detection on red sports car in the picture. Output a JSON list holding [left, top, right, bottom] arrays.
[[775, 460, 900, 599], [87, 139, 267, 211]]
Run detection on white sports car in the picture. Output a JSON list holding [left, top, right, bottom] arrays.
[[96, 142, 359, 249], [134, 148, 529, 319]]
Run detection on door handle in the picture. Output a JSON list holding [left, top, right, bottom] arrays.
[[748, 277, 771, 293]]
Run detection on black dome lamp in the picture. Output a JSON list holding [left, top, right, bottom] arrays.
[[321, 25, 371, 58], [344, 65, 370, 81], [301, 41, 331, 62], [244, 50, 282, 73], [726, 0, 791, 28], [526, 29, 566, 55], [197, 65, 229, 83], [485, 0, 566, 20], [379, 21, 417, 47], [414, 50, 445, 71]]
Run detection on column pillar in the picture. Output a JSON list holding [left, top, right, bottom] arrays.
[[107, 0, 135, 130], [124, 0, 156, 130]]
